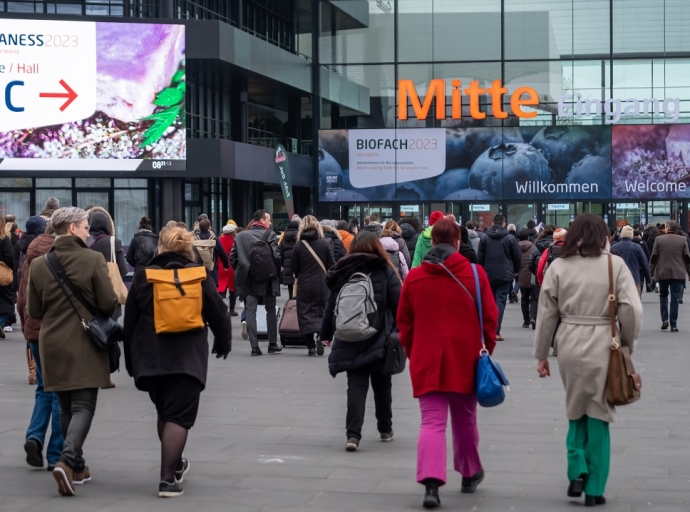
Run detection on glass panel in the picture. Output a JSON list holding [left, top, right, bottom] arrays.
[[666, 0, 690, 52], [505, 0, 570, 60], [613, 0, 664, 54], [545, 203, 575, 227], [77, 191, 108, 211], [115, 189, 148, 246], [506, 203, 536, 232], [36, 178, 71, 188], [0, 178, 31, 187], [574, 1, 609, 56], [0, 191, 30, 236], [114, 179, 147, 188], [7, 2, 36, 13], [615, 201, 644, 227], [36, 190, 73, 213], [468, 203, 500, 231], [75, 178, 110, 188], [363, 204, 393, 224]]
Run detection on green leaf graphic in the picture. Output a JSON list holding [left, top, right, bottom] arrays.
[[141, 106, 180, 147], [176, 81, 186, 94], [171, 69, 185, 85], [154, 88, 184, 107]]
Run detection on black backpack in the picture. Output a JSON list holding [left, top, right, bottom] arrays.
[[386, 249, 403, 276], [249, 230, 277, 283]]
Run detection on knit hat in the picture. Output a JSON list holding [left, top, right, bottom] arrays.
[[553, 228, 567, 242], [429, 211, 444, 226], [25, 216, 46, 236], [226, 219, 237, 228], [620, 225, 634, 239], [222, 224, 237, 234]]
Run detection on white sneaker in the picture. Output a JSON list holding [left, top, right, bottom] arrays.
[[3, 326, 12, 332], [241, 321, 248, 340]]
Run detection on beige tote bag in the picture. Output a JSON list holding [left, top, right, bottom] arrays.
[[108, 236, 128, 304]]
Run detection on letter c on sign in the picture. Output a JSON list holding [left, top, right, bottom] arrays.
[[6, 81, 24, 112]]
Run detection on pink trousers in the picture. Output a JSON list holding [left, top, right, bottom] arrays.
[[417, 392, 482, 484]]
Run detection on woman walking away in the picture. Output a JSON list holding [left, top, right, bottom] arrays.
[[0, 216, 15, 338], [534, 214, 642, 507], [280, 220, 299, 300], [397, 218, 498, 508], [27, 207, 118, 496], [380, 220, 409, 279], [320, 231, 401, 452], [126, 217, 159, 272], [123, 225, 231, 498], [292, 216, 335, 356], [218, 221, 238, 315], [399, 217, 422, 255], [322, 219, 346, 262]]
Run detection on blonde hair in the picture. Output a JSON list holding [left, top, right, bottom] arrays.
[[381, 220, 402, 238], [0, 216, 5, 239], [298, 215, 324, 240], [159, 225, 196, 262]]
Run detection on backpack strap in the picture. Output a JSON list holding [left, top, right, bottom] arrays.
[[261, 229, 271, 243]]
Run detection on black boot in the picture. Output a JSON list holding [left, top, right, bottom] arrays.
[[585, 495, 606, 506], [422, 479, 441, 509], [567, 476, 584, 497]]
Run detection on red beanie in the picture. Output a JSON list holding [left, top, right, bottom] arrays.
[[429, 211, 444, 226]]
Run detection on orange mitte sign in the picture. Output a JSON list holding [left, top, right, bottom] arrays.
[[398, 79, 539, 121]]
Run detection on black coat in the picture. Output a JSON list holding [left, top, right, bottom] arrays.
[[0, 236, 15, 317], [279, 225, 298, 286], [126, 230, 159, 271], [529, 235, 553, 275], [400, 223, 419, 255], [477, 225, 522, 284], [87, 211, 128, 277], [321, 254, 401, 377], [323, 227, 346, 262], [123, 252, 231, 391], [292, 230, 335, 334], [459, 242, 477, 263]]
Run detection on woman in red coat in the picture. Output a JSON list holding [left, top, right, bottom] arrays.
[[217, 222, 237, 316], [397, 217, 498, 508]]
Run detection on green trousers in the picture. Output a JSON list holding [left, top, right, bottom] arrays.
[[566, 416, 610, 497]]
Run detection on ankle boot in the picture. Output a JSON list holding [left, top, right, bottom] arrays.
[[585, 495, 606, 506], [26, 346, 36, 385], [422, 479, 441, 509]]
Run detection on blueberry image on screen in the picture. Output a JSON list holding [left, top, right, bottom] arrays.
[[446, 129, 469, 169], [465, 127, 523, 163], [434, 168, 470, 200], [530, 126, 596, 182], [397, 180, 435, 201], [565, 155, 611, 198], [443, 188, 494, 201], [318, 148, 343, 199]]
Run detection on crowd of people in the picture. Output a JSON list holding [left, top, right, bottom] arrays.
[[9, 199, 687, 507]]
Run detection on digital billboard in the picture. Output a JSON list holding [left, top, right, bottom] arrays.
[[0, 19, 185, 171], [612, 125, 690, 199], [319, 126, 611, 201]]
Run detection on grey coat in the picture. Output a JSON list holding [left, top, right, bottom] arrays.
[[534, 252, 642, 423], [230, 224, 281, 298], [650, 232, 690, 281]]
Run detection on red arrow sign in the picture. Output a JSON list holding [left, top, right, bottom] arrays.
[[39, 80, 78, 111]]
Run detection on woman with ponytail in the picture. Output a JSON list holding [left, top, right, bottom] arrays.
[[123, 224, 231, 498]]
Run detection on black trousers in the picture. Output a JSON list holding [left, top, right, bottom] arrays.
[[520, 287, 532, 324], [530, 283, 540, 322], [56, 388, 98, 471], [287, 285, 294, 300], [346, 365, 392, 440]]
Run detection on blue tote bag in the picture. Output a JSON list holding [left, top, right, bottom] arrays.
[[440, 263, 509, 407]]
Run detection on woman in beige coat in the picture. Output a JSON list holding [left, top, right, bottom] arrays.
[[534, 213, 642, 507]]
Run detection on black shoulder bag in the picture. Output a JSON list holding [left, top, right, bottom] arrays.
[[44, 253, 122, 373], [380, 272, 406, 376]]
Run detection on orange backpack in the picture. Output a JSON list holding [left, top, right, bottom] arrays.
[[145, 266, 207, 334]]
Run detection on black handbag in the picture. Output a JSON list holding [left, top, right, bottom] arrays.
[[380, 278, 406, 376], [44, 253, 123, 369]]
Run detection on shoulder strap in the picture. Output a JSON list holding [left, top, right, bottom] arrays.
[[439, 262, 486, 351], [110, 236, 116, 263], [608, 254, 617, 347], [261, 229, 271, 243], [303, 241, 327, 274], [44, 253, 95, 326]]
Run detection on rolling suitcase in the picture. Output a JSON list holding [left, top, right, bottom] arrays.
[[255, 304, 280, 340], [279, 299, 304, 346]]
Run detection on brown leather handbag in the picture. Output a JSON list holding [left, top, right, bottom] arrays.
[[605, 254, 642, 406]]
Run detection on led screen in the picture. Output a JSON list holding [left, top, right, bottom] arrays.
[[0, 19, 185, 171], [612, 125, 690, 199], [319, 126, 611, 201]]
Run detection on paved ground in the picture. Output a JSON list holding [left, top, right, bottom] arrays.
[[0, 287, 688, 511]]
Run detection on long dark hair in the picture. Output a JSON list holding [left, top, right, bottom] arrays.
[[349, 231, 401, 281], [561, 214, 609, 258]]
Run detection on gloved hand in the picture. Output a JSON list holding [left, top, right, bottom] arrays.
[[212, 337, 231, 359]]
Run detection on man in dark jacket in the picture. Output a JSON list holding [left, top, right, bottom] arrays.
[[650, 220, 690, 332], [230, 210, 281, 356], [126, 217, 159, 272], [611, 225, 651, 297], [361, 212, 383, 236], [279, 221, 299, 299], [477, 214, 521, 341], [517, 231, 534, 328], [527, 227, 554, 329], [399, 218, 420, 255]]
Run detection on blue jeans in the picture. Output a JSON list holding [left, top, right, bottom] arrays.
[[0, 313, 11, 327], [491, 282, 512, 335], [659, 279, 684, 328], [25, 343, 64, 465]]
